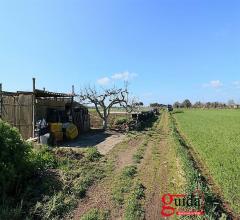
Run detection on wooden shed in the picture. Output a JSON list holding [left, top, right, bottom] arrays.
[[0, 79, 90, 139]]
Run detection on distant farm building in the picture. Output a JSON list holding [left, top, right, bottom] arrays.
[[0, 79, 90, 139]]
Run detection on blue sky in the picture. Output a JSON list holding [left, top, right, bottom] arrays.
[[0, 0, 240, 104]]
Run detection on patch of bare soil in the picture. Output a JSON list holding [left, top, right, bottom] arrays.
[[138, 141, 160, 220], [73, 181, 112, 220], [116, 137, 144, 170]]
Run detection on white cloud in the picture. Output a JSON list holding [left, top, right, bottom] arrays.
[[111, 71, 138, 81], [97, 77, 111, 86], [97, 71, 138, 86], [203, 80, 223, 88]]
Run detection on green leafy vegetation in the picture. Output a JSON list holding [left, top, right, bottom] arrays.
[[111, 135, 150, 219], [122, 165, 137, 178], [112, 165, 137, 205], [124, 182, 145, 220], [172, 110, 238, 217], [0, 119, 107, 220], [133, 140, 148, 164], [114, 117, 129, 126], [85, 147, 102, 162], [0, 121, 59, 219], [0, 120, 32, 196], [172, 109, 184, 114], [111, 165, 145, 219], [80, 209, 110, 220], [32, 147, 106, 219]]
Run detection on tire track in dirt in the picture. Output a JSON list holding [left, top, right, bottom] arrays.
[[144, 112, 169, 220], [116, 137, 145, 170], [73, 136, 144, 219], [139, 112, 186, 220]]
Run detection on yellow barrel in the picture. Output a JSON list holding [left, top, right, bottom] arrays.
[[66, 123, 78, 140], [49, 123, 62, 133]]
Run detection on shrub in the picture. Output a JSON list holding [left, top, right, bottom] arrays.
[[114, 117, 129, 126], [31, 145, 57, 170], [85, 148, 102, 162], [0, 120, 60, 219], [0, 120, 32, 195], [33, 191, 77, 219], [81, 208, 109, 220], [122, 166, 137, 178]]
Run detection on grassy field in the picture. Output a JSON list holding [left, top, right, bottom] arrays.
[[174, 109, 240, 214]]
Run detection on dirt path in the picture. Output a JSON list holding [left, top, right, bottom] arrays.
[[139, 112, 186, 220], [73, 136, 143, 219], [116, 137, 144, 170], [73, 112, 186, 220]]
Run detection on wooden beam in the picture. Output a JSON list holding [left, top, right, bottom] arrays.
[[72, 85, 75, 95], [32, 78, 36, 137], [71, 85, 74, 123], [0, 83, 2, 119]]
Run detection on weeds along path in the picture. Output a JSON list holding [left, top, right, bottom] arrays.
[[73, 135, 145, 219], [139, 111, 186, 220], [73, 113, 186, 220]]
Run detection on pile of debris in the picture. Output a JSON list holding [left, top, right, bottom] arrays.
[[113, 110, 158, 132], [128, 110, 156, 130]]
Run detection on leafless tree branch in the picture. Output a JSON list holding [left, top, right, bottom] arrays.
[[79, 83, 136, 129]]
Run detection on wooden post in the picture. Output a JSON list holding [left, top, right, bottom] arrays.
[[0, 83, 2, 119], [71, 85, 74, 123], [32, 78, 36, 137], [72, 85, 75, 95]]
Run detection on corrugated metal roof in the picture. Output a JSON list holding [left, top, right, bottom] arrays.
[[34, 89, 75, 98], [1, 89, 76, 98]]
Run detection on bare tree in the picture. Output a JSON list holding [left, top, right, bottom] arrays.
[[79, 83, 135, 130]]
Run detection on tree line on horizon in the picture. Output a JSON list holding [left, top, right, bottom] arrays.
[[150, 99, 239, 109], [173, 99, 239, 109]]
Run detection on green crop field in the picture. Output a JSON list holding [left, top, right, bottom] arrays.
[[174, 109, 240, 213]]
